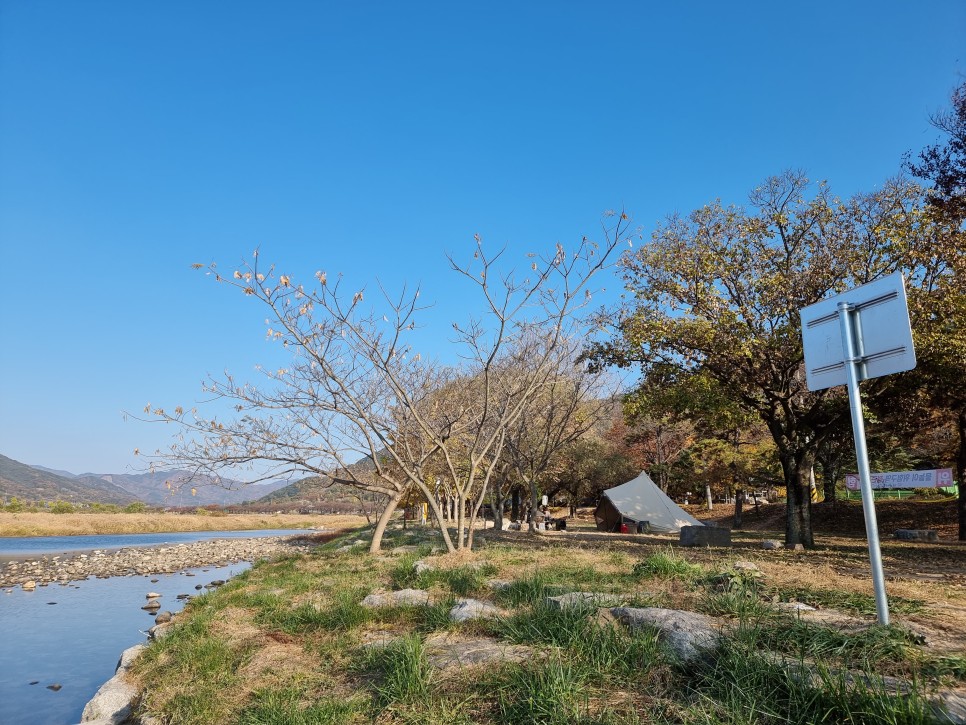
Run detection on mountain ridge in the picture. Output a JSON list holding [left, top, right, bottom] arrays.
[[0, 454, 290, 507]]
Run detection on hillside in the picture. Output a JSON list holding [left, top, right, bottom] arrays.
[[257, 457, 385, 509], [0, 454, 137, 505]]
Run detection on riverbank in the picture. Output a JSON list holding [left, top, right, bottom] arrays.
[[0, 529, 354, 589], [0, 512, 367, 537]]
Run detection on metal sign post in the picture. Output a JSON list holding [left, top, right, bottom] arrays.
[[837, 300, 890, 625], [800, 272, 917, 626]]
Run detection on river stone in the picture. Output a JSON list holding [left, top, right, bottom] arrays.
[[612, 607, 719, 664], [22, 581, 36, 591], [361, 589, 431, 608], [149, 623, 174, 640], [145, 592, 161, 599], [449, 598, 503, 622], [154, 611, 173, 624], [80, 643, 145, 723], [546, 592, 624, 610]]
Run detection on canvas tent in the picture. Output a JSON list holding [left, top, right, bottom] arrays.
[[594, 471, 704, 534]]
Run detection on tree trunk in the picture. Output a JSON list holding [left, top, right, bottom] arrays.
[[958, 408, 965, 541], [733, 488, 744, 529], [528, 479, 540, 534], [705, 483, 713, 511], [369, 493, 402, 554], [492, 485, 505, 531], [783, 452, 815, 548], [822, 460, 838, 506], [511, 487, 521, 522]]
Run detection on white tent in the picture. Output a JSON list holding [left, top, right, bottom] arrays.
[[594, 471, 704, 534]]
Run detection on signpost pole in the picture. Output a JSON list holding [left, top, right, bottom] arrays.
[[837, 301, 890, 625]]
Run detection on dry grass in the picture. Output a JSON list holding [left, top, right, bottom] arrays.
[[0, 511, 367, 537]]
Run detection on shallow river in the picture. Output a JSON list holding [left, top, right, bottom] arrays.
[[0, 530, 303, 725]]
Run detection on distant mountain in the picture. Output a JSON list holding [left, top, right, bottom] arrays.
[[0, 454, 291, 507], [0, 454, 137, 505], [30, 465, 80, 479], [88, 469, 290, 507]]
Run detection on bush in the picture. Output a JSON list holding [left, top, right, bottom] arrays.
[[5, 497, 24, 513], [123, 501, 147, 513], [50, 500, 75, 514]]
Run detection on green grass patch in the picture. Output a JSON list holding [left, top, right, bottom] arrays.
[[632, 548, 704, 581], [359, 633, 433, 706], [773, 585, 926, 616], [237, 686, 370, 724], [688, 637, 932, 725]]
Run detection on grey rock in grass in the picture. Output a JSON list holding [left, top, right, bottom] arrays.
[[80, 643, 145, 723], [413, 560, 434, 575], [731, 561, 761, 573], [361, 588, 431, 608], [932, 689, 966, 724], [775, 602, 817, 613], [154, 611, 173, 624], [546, 592, 624, 610], [612, 607, 719, 664], [487, 579, 512, 591], [761, 539, 784, 550], [423, 633, 534, 670], [389, 545, 421, 556], [449, 598, 503, 622]]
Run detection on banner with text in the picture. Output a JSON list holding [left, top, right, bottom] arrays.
[[845, 468, 954, 491]]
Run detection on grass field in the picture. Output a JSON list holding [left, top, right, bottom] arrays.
[[130, 516, 966, 724], [0, 512, 368, 537]]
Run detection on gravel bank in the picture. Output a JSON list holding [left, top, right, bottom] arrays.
[[0, 532, 336, 589]]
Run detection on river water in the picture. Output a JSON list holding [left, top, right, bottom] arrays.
[[0, 530, 304, 725]]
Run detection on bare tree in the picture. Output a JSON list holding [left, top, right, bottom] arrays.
[[142, 214, 633, 552]]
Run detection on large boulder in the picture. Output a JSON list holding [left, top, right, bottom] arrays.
[[80, 644, 145, 723], [611, 607, 719, 664]]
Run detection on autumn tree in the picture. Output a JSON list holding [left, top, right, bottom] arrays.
[[589, 172, 951, 547], [902, 80, 966, 539], [144, 215, 631, 552], [497, 335, 615, 533]]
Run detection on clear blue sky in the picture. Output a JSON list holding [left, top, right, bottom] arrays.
[[1, 1, 963, 475]]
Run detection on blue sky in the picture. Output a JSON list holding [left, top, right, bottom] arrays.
[[1, 1, 963, 475]]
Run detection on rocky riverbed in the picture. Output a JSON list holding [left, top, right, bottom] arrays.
[[0, 533, 331, 590]]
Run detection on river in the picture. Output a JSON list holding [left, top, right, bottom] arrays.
[[0, 530, 304, 725]]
